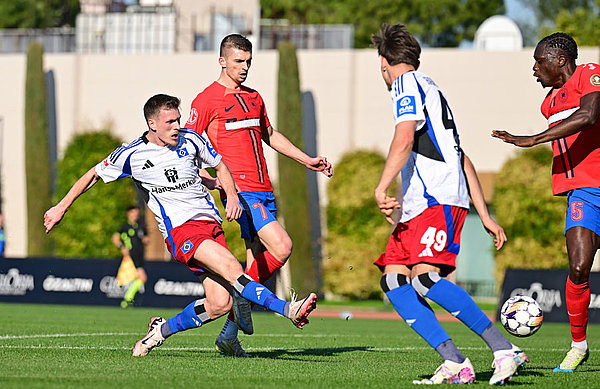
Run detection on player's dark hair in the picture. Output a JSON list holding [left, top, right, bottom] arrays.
[[220, 34, 252, 57], [371, 23, 421, 69], [538, 32, 578, 61], [126, 205, 139, 212], [143, 94, 180, 122]]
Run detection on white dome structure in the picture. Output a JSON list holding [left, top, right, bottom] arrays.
[[474, 15, 523, 51]]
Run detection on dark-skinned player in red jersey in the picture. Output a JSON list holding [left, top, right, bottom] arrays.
[[185, 34, 332, 357], [493, 32, 600, 372]]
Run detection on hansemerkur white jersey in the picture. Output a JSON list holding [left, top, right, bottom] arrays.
[[390, 70, 469, 222], [95, 129, 223, 239]]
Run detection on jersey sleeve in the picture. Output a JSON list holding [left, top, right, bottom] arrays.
[[391, 73, 425, 127], [578, 63, 600, 95], [95, 145, 131, 183], [257, 92, 271, 129], [185, 93, 213, 134], [193, 133, 222, 168]]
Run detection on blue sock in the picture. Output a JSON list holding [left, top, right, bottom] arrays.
[[233, 275, 287, 316], [381, 273, 450, 349], [166, 298, 213, 335], [424, 277, 491, 336]]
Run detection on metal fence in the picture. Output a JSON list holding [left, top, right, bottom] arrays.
[[0, 28, 76, 53], [260, 24, 354, 50]]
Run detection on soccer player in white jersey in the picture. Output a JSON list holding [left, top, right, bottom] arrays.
[[43, 94, 318, 357], [371, 24, 525, 385]]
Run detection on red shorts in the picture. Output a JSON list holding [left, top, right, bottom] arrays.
[[165, 220, 228, 273], [374, 205, 467, 277]]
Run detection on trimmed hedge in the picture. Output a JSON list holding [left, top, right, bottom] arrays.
[[323, 150, 395, 299], [53, 130, 136, 258], [493, 146, 567, 283]]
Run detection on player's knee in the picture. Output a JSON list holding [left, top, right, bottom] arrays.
[[221, 253, 245, 284], [380, 273, 410, 292], [205, 291, 232, 317], [411, 272, 441, 297], [569, 263, 590, 284], [270, 238, 292, 262]]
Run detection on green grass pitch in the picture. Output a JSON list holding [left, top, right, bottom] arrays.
[[0, 303, 598, 388]]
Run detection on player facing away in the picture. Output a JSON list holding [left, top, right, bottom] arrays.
[[185, 33, 332, 356], [371, 24, 526, 385], [43, 94, 318, 357], [493, 32, 600, 372], [112, 205, 149, 308]]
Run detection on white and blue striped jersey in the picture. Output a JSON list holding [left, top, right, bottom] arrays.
[[390, 70, 469, 222], [95, 129, 223, 239]]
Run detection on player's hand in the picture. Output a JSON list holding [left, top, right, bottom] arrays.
[[491, 130, 536, 147], [44, 205, 66, 234], [480, 215, 507, 250], [375, 190, 401, 225], [306, 156, 333, 177], [224, 197, 243, 222]]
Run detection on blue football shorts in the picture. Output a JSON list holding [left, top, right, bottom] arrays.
[[565, 187, 600, 237], [224, 191, 278, 239]]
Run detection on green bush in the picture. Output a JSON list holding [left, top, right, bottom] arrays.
[[323, 150, 394, 299], [53, 130, 136, 258], [493, 146, 567, 283], [276, 41, 317, 294], [25, 41, 52, 256]]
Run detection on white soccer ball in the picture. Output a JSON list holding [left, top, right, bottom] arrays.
[[500, 295, 543, 337]]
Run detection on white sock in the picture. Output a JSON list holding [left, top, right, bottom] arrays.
[[571, 339, 588, 351]]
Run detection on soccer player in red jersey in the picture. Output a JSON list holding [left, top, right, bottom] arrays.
[[493, 32, 600, 372], [185, 34, 332, 356]]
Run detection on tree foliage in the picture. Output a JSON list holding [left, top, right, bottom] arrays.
[[276, 41, 317, 294], [25, 41, 52, 256], [514, 0, 599, 45], [261, 0, 504, 47], [493, 147, 567, 284], [53, 130, 136, 258], [0, 0, 79, 29], [553, 3, 600, 46], [323, 150, 394, 299]]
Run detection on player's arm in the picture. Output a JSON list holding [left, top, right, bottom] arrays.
[[462, 154, 506, 250], [262, 125, 332, 177], [44, 166, 100, 233], [492, 91, 600, 147], [213, 161, 243, 221], [374, 121, 414, 225]]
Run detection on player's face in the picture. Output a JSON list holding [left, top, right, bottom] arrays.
[[219, 48, 252, 85], [127, 208, 139, 223], [148, 108, 181, 147], [380, 56, 393, 91], [533, 44, 563, 88]]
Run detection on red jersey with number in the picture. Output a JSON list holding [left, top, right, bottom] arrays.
[[185, 81, 273, 192], [541, 63, 600, 195]]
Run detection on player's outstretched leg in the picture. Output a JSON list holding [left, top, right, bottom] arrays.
[[233, 274, 317, 328], [412, 272, 527, 384], [132, 298, 215, 357]]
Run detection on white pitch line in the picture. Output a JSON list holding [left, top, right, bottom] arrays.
[[0, 344, 596, 353], [0, 332, 363, 341]]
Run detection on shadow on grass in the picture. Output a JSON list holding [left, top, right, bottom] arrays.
[[155, 346, 371, 361]]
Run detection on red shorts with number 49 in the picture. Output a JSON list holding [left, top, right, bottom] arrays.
[[165, 220, 228, 274], [374, 205, 467, 277]]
